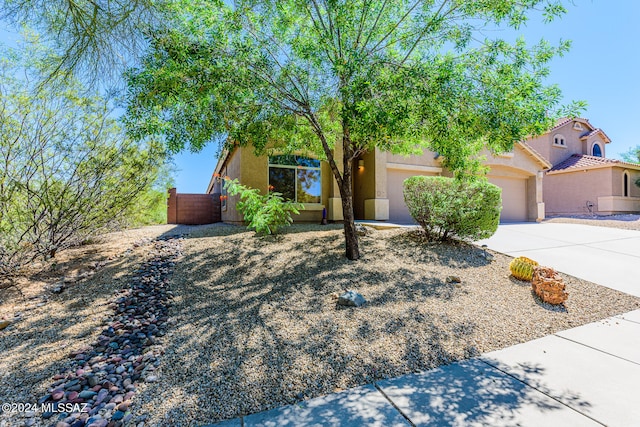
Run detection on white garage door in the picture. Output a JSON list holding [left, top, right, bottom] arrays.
[[488, 176, 527, 222], [387, 170, 438, 224]]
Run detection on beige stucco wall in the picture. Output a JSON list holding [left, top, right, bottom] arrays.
[[483, 144, 546, 221], [611, 167, 640, 198], [353, 150, 376, 219], [387, 149, 440, 168], [526, 120, 607, 165], [544, 168, 613, 215], [218, 146, 331, 224], [218, 146, 269, 224], [545, 166, 640, 215]]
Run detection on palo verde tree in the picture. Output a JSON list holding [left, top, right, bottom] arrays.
[[0, 0, 161, 83], [125, 0, 583, 260], [0, 43, 165, 274]]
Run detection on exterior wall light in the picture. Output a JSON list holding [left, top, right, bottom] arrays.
[[358, 159, 364, 170]]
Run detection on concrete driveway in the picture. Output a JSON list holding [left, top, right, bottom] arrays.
[[477, 222, 640, 297]]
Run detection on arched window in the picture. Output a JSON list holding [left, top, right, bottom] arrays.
[[623, 171, 630, 197], [553, 134, 566, 147], [592, 143, 602, 157]]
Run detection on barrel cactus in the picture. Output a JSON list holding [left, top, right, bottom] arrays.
[[509, 256, 539, 281]]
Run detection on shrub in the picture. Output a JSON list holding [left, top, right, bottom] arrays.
[[403, 176, 501, 241], [224, 179, 303, 235], [0, 50, 165, 275]]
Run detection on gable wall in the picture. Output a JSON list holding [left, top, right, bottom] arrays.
[[527, 120, 608, 166]]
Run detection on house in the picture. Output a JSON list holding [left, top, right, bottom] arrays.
[[527, 118, 640, 216], [208, 139, 551, 224]]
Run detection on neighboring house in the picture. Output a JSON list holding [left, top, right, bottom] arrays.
[[208, 140, 551, 224], [527, 118, 640, 216]]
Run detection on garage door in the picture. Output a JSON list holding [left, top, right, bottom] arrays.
[[387, 170, 438, 224], [488, 176, 527, 222]]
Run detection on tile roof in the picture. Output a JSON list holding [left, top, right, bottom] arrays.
[[580, 128, 611, 143], [549, 154, 639, 172], [551, 117, 591, 131]]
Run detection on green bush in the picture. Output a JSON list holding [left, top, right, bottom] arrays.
[[224, 179, 303, 235], [403, 176, 501, 241]]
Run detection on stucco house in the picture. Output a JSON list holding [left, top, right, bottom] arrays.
[[207, 139, 551, 224], [527, 118, 640, 216]]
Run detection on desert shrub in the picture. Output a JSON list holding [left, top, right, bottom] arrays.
[[224, 179, 303, 235], [0, 46, 165, 275], [403, 176, 501, 241]]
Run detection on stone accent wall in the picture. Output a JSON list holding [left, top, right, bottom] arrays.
[[167, 188, 221, 225]]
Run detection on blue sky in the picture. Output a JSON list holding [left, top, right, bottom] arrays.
[[2, 1, 639, 193]]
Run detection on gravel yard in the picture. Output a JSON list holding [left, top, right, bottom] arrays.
[[1, 223, 639, 427], [137, 224, 639, 425], [544, 214, 640, 231]]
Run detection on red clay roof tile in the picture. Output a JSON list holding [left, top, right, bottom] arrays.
[[549, 154, 636, 172]]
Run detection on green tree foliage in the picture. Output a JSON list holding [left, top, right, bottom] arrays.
[[404, 176, 502, 241], [0, 46, 165, 274], [125, 0, 583, 259], [223, 178, 303, 235], [621, 146, 640, 164], [0, 0, 161, 83], [621, 146, 640, 187]]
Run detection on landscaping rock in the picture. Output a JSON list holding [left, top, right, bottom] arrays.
[[0, 320, 10, 330], [355, 225, 368, 236], [446, 276, 461, 284], [532, 266, 568, 305], [337, 290, 366, 307], [33, 237, 182, 427]]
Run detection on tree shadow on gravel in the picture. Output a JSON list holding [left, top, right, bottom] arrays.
[[387, 230, 492, 268], [131, 228, 518, 425]]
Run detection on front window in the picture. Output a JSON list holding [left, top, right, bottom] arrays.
[[553, 134, 566, 147], [592, 143, 602, 157], [268, 155, 321, 203]]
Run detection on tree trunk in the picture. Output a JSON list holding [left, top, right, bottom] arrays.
[[305, 108, 360, 260], [339, 126, 360, 260], [340, 172, 360, 260]]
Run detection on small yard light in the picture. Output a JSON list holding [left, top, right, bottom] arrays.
[[358, 159, 364, 170]]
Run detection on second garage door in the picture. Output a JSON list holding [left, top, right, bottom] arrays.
[[387, 169, 438, 223], [487, 175, 528, 222]]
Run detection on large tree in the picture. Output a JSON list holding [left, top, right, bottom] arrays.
[[0, 44, 165, 274], [125, 0, 582, 260], [0, 0, 161, 83]]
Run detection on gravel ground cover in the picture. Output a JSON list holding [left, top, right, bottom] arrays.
[[544, 214, 640, 231], [0, 225, 208, 427], [2, 223, 639, 427], [132, 224, 640, 426]]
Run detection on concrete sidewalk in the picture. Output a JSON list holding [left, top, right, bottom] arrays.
[[205, 309, 640, 427]]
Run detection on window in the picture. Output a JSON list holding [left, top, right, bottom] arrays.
[[592, 143, 602, 157], [553, 134, 566, 147], [268, 155, 321, 203], [624, 171, 630, 197], [573, 122, 583, 131]]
